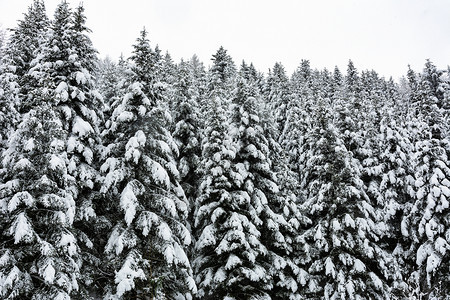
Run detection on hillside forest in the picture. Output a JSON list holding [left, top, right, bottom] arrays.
[[0, 1, 449, 299]]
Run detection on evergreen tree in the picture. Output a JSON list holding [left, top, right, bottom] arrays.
[[100, 29, 195, 299], [0, 0, 48, 155], [265, 62, 290, 136], [232, 76, 308, 299], [3, 0, 48, 108], [194, 91, 271, 299], [96, 56, 127, 126], [363, 115, 415, 297], [171, 59, 202, 219], [0, 84, 80, 299], [208, 46, 236, 99], [25, 3, 104, 296], [298, 102, 394, 299], [403, 61, 450, 298], [0, 25, 6, 61]]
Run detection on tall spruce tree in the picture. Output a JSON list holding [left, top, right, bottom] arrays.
[[0, 0, 48, 156], [171, 59, 202, 227], [403, 61, 450, 298], [194, 90, 272, 299], [26, 3, 104, 296], [0, 98, 80, 299], [297, 101, 394, 299], [99, 28, 195, 299], [265, 62, 290, 137], [231, 76, 308, 299]]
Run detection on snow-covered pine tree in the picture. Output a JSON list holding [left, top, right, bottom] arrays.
[[402, 60, 450, 298], [0, 0, 48, 155], [297, 100, 394, 299], [99, 28, 195, 299], [264, 62, 290, 138], [171, 59, 202, 224], [193, 88, 271, 299], [231, 75, 309, 299], [3, 0, 48, 112], [26, 3, 104, 296], [96, 56, 128, 128], [279, 93, 309, 178], [363, 113, 415, 297], [207, 46, 236, 103], [0, 80, 80, 300]]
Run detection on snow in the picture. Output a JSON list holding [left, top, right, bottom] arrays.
[[15, 158, 32, 169], [162, 196, 177, 217], [443, 178, 450, 187], [83, 147, 94, 164], [59, 233, 77, 256], [164, 244, 175, 264], [120, 184, 138, 226], [325, 257, 336, 278], [225, 254, 242, 270], [214, 267, 226, 283], [55, 81, 69, 101], [8, 191, 34, 212], [67, 136, 77, 153], [434, 237, 448, 255], [314, 225, 323, 240], [115, 255, 145, 297], [146, 158, 170, 189], [197, 225, 216, 250], [441, 185, 450, 197], [425, 252, 440, 275], [353, 259, 365, 273], [174, 242, 190, 267], [73, 116, 93, 138], [43, 262, 56, 284], [105, 226, 125, 255], [346, 281, 355, 298], [369, 272, 383, 289], [331, 219, 341, 231], [158, 222, 172, 241], [158, 140, 172, 155], [11, 212, 33, 244], [75, 71, 87, 85], [137, 211, 159, 236], [416, 243, 431, 266], [49, 154, 65, 170], [24, 138, 35, 152], [425, 219, 437, 239], [56, 81, 68, 94], [117, 111, 134, 122], [1, 266, 21, 294]]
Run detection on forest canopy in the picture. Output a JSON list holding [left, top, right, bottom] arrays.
[[0, 1, 449, 299]]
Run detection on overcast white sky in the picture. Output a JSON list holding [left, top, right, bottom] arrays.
[[1, 0, 449, 79]]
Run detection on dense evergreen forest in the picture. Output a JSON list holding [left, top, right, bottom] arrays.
[[0, 1, 449, 299]]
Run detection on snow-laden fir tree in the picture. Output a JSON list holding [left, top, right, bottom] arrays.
[[402, 61, 450, 299], [297, 100, 394, 299], [206, 46, 236, 104], [0, 88, 80, 299], [0, 0, 48, 153], [1, 0, 48, 113], [99, 28, 195, 299], [362, 113, 415, 297], [26, 3, 104, 296], [231, 75, 309, 299], [264, 62, 290, 137], [0, 25, 6, 61], [193, 90, 272, 299], [171, 59, 202, 225], [96, 56, 128, 126]]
